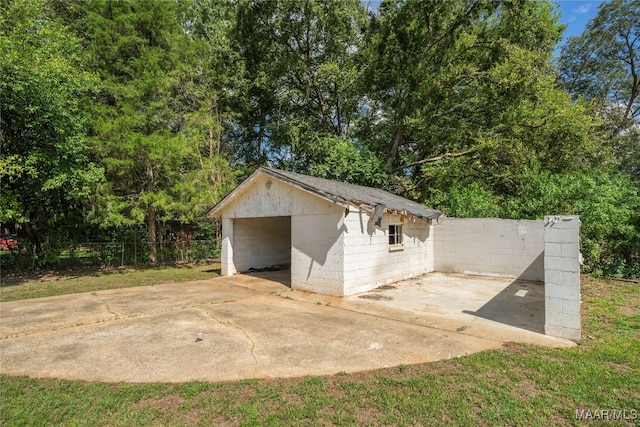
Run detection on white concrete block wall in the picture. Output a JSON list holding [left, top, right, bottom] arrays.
[[342, 210, 432, 295], [544, 216, 581, 340], [291, 213, 345, 296], [433, 218, 545, 281], [221, 218, 235, 276], [232, 217, 291, 272]]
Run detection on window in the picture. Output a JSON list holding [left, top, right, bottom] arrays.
[[389, 224, 403, 246]]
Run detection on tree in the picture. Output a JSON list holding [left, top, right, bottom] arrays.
[[559, 0, 639, 131], [0, 0, 102, 249], [235, 0, 372, 175], [177, 0, 241, 213], [558, 0, 640, 179], [72, 0, 231, 262], [358, 0, 605, 196]]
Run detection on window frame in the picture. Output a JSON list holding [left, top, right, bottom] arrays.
[[388, 224, 404, 250]]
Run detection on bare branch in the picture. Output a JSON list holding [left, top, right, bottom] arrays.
[[397, 147, 477, 171]]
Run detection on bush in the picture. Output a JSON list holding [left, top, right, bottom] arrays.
[[427, 165, 640, 279]]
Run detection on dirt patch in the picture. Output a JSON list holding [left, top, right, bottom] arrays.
[[376, 285, 397, 291], [133, 394, 184, 413], [501, 341, 524, 350], [606, 362, 633, 373], [358, 294, 392, 301]]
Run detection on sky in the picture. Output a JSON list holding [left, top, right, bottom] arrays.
[[555, 0, 606, 45]]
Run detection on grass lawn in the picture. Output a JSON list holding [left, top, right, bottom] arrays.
[[0, 262, 220, 302], [0, 274, 638, 426]]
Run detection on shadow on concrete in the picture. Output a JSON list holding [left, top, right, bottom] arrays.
[[244, 268, 292, 288], [519, 252, 545, 282], [463, 279, 545, 334]]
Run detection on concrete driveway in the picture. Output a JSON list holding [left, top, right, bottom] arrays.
[[0, 272, 573, 383]]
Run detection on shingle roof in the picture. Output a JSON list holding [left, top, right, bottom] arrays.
[[209, 167, 442, 221]]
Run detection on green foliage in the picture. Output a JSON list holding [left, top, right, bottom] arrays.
[[1, 0, 636, 277], [568, 172, 640, 277], [306, 136, 387, 187], [235, 0, 368, 168], [428, 165, 640, 278], [359, 0, 569, 173], [558, 0, 639, 125], [511, 168, 640, 278], [429, 183, 502, 219], [558, 0, 640, 177], [0, 0, 102, 243], [69, 0, 235, 261]]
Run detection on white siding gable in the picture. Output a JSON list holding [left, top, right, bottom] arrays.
[[216, 173, 344, 219]]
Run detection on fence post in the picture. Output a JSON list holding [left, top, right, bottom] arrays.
[[32, 244, 36, 271], [121, 243, 124, 267]]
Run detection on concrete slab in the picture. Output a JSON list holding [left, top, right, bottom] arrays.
[[0, 272, 573, 383], [287, 272, 572, 347]]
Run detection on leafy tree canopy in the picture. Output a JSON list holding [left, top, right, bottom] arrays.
[[558, 0, 640, 180], [0, 0, 102, 245], [359, 0, 606, 197], [559, 0, 640, 128]]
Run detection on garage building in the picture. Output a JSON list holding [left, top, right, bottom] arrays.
[[208, 167, 442, 296]]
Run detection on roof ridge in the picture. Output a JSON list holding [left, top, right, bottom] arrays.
[[259, 167, 441, 221]]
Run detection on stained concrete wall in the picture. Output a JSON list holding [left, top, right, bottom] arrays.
[[342, 209, 433, 295], [291, 213, 345, 295], [433, 218, 544, 281], [221, 217, 235, 275], [544, 216, 581, 340], [233, 217, 291, 272], [290, 210, 433, 296]]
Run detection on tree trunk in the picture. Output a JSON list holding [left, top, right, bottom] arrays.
[[386, 122, 406, 174], [147, 205, 157, 264], [145, 161, 157, 264], [23, 222, 42, 253]]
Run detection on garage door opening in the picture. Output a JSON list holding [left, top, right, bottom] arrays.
[[232, 216, 291, 275]]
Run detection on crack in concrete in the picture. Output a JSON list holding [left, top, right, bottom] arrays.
[[0, 300, 235, 340], [104, 304, 119, 318], [206, 311, 258, 373], [90, 292, 121, 319]]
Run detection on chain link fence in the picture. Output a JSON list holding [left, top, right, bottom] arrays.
[[0, 240, 219, 271]]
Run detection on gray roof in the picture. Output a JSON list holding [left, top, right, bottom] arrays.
[[209, 167, 442, 221]]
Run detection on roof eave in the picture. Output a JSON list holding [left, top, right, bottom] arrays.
[[207, 168, 264, 218], [207, 167, 350, 218], [259, 167, 350, 208], [208, 167, 443, 222]]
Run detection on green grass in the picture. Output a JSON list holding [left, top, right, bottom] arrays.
[[1, 276, 639, 426], [0, 263, 220, 302]]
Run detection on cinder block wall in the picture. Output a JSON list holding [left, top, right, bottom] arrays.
[[433, 218, 544, 281], [342, 211, 432, 295], [544, 216, 581, 340], [291, 213, 345, 296]]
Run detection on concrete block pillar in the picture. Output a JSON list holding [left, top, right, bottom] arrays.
[[544, 216, 581, 340], [221, 218, 236, 276]]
